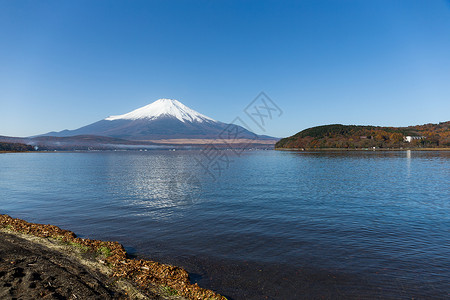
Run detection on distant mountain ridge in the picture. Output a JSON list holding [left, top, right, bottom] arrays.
[[0, 135, 157, 150], [276, 122, 450, 149]]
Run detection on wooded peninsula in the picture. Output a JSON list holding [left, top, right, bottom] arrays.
[[275, 121, 449, 150]]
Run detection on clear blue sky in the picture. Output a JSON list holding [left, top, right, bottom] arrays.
[[1, 0, 449, 138]]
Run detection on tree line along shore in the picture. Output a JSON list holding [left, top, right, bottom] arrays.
[[275, 122, 449, 150], [0, 142, 35, 152]]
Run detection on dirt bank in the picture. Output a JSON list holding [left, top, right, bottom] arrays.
[[0, 231, 128, 299], [0, 214, 226, 300]]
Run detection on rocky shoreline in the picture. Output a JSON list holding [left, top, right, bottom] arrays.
[[0, 214, 226, 300]]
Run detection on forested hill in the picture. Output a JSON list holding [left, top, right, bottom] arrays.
[[275, 122, 450, 149], [0, 142, 35, 152]]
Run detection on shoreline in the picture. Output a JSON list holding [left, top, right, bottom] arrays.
[[0, 151, 36, 153], [0, 214, 226, 300], [0, 230, 137, 299], [275, 147, 450, 151], [2, 147, 450, 154]]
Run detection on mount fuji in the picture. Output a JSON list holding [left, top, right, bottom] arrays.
[[41, 99, 276, 142]]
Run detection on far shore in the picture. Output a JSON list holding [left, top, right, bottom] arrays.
[[275, 147, 450, 151], [0, 151, 36, 154], [2, 147, 450, 154]]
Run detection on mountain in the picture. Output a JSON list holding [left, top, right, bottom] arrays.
[[43, 98, 274, 141], [275, 122, 450, 149]]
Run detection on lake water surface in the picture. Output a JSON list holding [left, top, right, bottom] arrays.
[[1, 150, 449, 299]]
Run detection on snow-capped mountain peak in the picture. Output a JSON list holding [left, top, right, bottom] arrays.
[[38, 97, 276, 142], [105, 98, 216, 123]]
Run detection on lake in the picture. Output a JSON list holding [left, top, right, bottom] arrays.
[[0, 150, 449, 299]]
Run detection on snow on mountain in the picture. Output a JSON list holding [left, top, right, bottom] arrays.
[[105, 99, 216, 123], [39, 98, 277, 142]]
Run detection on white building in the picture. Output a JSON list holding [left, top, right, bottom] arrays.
[[404, 136, 423, 143]]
